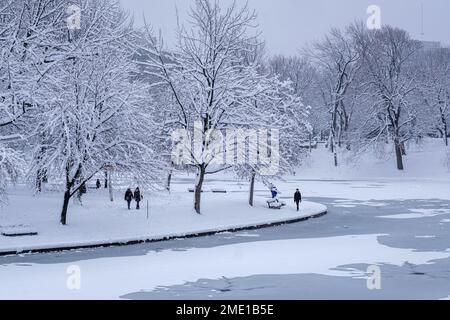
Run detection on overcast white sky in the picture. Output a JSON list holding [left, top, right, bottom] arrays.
[[121, 0, 450, 55]]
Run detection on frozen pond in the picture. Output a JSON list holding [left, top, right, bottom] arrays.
[[124, 197, 450, 300], [1, 181, 450, 300]]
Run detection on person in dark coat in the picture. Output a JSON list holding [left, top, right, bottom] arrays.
[[134, 187, 143, 210], [294, 189, 302, 212], [124, 188, 133, 210], [96, 179, 101, 189]]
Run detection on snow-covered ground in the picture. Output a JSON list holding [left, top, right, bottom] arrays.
[[282, 138, 450, 201], [2, 139, 450, 299], [296, 139, 450, 181], [0, 184, 326, 254], [1, 139, 450, 255], [2, 186, 450, 300]]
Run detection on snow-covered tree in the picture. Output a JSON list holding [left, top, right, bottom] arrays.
[[28, 0, 165, 225], [266, 55, 323, 141], [355, 26, 421, 170], [0, 139, 22, 204], [230, 76, 311, 207], [267, 56, 316, 104], [138, 0, 310, 214], [417, 48, 450, 145], [307, 24, 363, 166], [230, 49, 312, 206], [0, 0, 67, 201]]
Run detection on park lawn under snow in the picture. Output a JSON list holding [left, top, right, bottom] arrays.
[[0, 185, 326, 254], [296, 139, 450, 181], [273, 138, 450, 201], [3, 138, 450, 254]]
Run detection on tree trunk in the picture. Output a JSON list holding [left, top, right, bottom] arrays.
[[443, 121, 448, 147], [395, 142, 404, 171], [329, 133, 338, 167], [36, 169, 48, 193], [36, 173, 42, 193], [166, 171, 172, 192], [400, 142, 407, 156], [194, 166, 205, 214], [104, 170, 108, 189], [440, 106, 448, 146], [249, 171, 256, 207], [108, 170, 113, 202], [337, 125, 343, 148], [309, 134, 313, 153], [60, 190, 71, 225], [332, 136, 338, 167]]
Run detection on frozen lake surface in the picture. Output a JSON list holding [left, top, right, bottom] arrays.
[[1, 180, 450, 300]]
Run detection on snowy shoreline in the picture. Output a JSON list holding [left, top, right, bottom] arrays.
[[0, 205, 326, 256], [0, 187, 327, 256]]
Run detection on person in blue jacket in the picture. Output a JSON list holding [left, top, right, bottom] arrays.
[[271, 185, 278, 199]]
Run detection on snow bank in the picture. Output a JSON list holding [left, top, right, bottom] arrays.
[[0, 187, 326, 255]]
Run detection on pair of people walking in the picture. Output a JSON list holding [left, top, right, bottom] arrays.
[[125, 187, 143, 210]]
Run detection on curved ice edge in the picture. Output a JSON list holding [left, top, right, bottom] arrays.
[[0, 202, 327, 256]]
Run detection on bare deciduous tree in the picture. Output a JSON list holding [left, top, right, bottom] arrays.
[[357, 26, 421, 170], [138, 0, 309, 214], [307, 24, 363, 166], [418, 48, 450, 146]]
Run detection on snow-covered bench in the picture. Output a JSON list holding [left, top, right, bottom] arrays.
[[46, 183, 63, 192], [188, 188, 226, 193], [1, 225, 38, 237], [266, 199, 286, 209], [211, 189, 227, 194]]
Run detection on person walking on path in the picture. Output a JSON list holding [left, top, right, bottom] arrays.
[[134, 187, 143, 210], [294, 189, 302, 212], [124, 188, 133, 210], [96, 179, 101, 189]]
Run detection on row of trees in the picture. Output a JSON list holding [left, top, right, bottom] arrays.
[[0, 0, 173, 223], [3, 0, 445, 224], [269, 23, 450, 171], [0, 0, 311, 221]]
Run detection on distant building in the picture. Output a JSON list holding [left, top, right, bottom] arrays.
[[419, 41, 442, 51]]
